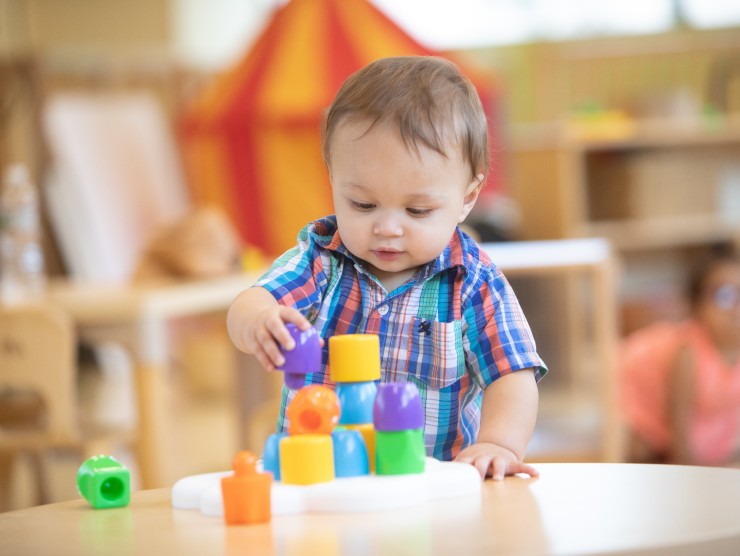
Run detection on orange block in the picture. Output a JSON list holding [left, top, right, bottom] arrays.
[[286, 385, 340, 435], [221, 451, 272, 525]]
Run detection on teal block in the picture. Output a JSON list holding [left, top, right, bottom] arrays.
[[77, 455, 131, 509], [337, 381, 377, 425], [332, 429, 370, 477], [375, 429, 426, 475], [263, 432, 288, 480]]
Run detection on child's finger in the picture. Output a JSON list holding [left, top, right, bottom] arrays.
[[253, 346, 276, 372], [474, 457, 492, 479], [279, 307, 313, 331], [256, 327, 287, 367], [265, 318, 296, 351], [512, 461, 539, 478], [491, 456, 507, 481]]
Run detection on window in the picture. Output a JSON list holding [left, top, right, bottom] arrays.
[[370, 0, 740, 50]]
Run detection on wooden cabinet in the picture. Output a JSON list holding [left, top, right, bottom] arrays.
[[508, 117, 740, 331]]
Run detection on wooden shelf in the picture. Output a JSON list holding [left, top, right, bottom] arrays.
[[583, 215, 740, 251], [505, 118, 740, 460], [509, 117, 740, 250], [568, 116, 740, 151], [510, 115, 740, 152]]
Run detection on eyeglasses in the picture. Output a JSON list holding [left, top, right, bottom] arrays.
[[708, 284, 740, 311]]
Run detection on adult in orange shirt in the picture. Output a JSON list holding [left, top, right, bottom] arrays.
[[620, 248, 740, 465]]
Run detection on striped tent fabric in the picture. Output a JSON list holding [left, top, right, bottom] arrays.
[[180, 0, 500, 258]]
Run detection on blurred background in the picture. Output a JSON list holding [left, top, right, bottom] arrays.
[[2, 0, 740, 511]]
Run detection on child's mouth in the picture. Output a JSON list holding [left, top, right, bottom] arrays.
[[373, 249, 401, 262]]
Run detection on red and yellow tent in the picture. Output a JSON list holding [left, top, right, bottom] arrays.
[[180, 0, 500, 258]]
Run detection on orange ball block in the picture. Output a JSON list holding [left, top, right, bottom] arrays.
[[221, 450, 272, 525], [286, 385, 340, 435]]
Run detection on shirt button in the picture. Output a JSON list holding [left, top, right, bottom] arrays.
[[377, 305, 389, 316]]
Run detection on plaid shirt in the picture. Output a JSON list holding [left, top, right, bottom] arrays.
[[255, 216, 546, 460]]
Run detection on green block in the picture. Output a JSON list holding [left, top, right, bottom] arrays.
[[375, 429, 426, 475], [77, 455, 131, 509]]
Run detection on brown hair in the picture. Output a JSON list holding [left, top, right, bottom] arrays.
[[687, 244, 740, 308], [321, 56, 489, 181]]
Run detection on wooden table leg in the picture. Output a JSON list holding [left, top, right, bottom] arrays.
[[133, 315, 173, 489], [132, 362, 171, 489]]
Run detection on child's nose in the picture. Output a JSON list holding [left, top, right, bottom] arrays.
[[373, 214, 402, 237]]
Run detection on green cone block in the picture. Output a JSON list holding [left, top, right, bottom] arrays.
[[77, 455, 131, 509], [375, 429, 426, 475]]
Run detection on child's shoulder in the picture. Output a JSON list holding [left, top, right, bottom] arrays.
[[450, 228, 508, 300]]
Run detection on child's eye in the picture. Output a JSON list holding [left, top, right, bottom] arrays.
[[407, 208, 433, 217], [350, 201, 375, 211]]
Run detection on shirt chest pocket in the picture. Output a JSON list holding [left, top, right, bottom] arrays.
[[403, 317, 466, 389]]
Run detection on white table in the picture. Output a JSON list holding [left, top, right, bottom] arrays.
[[2, 463, 739, 555]]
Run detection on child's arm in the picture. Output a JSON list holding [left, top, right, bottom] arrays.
[[454, 368, 539, 480], [226, 286, 314, 371]]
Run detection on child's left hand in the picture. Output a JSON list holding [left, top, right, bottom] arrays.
[[454, 442, 539, 481]]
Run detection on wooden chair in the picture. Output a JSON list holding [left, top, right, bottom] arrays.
[[0, 303, 134, 510]]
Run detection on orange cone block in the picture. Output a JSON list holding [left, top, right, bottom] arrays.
[[221, 451, 272, 525]]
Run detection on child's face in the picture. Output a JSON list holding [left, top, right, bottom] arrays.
[[696, 261, 740, 348], [328, 119, 482, 289]]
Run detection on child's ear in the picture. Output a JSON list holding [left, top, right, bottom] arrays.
[[459, 173, 484, 222]]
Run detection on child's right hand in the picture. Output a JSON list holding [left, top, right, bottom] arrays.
[[247, 305, 318, 372]]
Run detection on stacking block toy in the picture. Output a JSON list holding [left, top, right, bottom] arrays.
[[76, 455, 131, 509], [330, 334, 380, 469], [263, 432, 288, 480], [374, 383, 426, 475], [173, 332, 486, 520], [278, 323, 321, 389], [280, 434, 335, 485], [332, 429, 369, 477], [329, 334, 381, 384], [375, 429, 426, 475], [286, 385, 340, 435], [280, 385, 340, 485], [335, 382, 377, 424], [344, 422, 376, 472], [373, 382, 424, 430], [221, 450, 272, 525]]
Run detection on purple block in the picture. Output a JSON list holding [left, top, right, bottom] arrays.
[[373, 382, 424, 432], [279, 324, 321, 389]]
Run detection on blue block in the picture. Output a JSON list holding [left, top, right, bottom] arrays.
[[337, 381, 377, 425], [332, 429, 369, 477], [263, 432, 287, 480]]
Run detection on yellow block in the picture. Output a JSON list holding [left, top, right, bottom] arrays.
[[329, 334, 381, 382], [346, 423, 376, 473], [279, 435, 334, 485]]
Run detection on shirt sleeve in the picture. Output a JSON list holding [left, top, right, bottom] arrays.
[[461, 263, 547, 388], [253, 225, 328, 322]]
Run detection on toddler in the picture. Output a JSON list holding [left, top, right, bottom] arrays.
[[228, 56, 547, 479]]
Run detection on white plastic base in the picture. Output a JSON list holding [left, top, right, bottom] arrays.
[[171, 458, 481, 516]]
